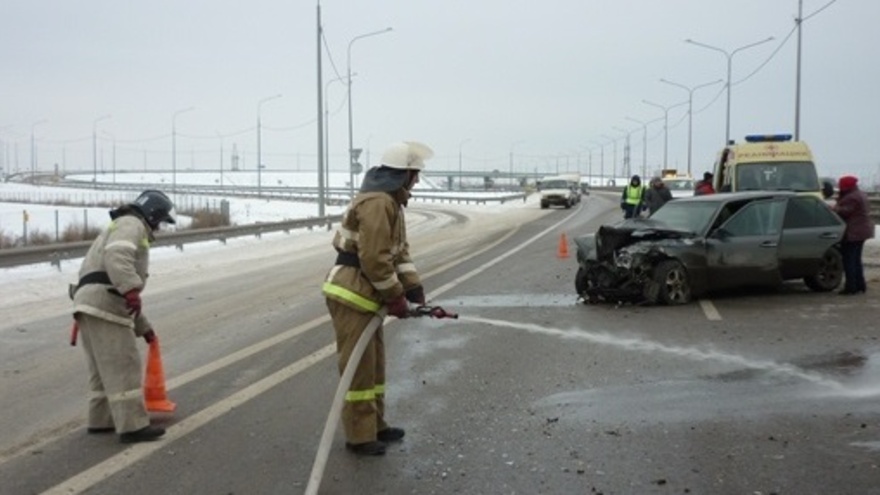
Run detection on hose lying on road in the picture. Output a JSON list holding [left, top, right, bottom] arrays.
[[305, 309, 387, 495]]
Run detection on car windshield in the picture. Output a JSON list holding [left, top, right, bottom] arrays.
[[540, 180, 568, 189], [648, 201, 719, 235], [664, 179, 694, 191], [736, 162, 820, 192]]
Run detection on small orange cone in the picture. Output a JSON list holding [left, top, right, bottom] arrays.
[[557, 232, 570, 259], [144, 337, 176, 413]]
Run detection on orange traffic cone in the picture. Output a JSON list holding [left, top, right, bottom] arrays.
[[144, 337, 176, 413], [557, 232, 570, 259]]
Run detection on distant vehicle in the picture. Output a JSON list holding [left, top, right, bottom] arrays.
[[573, 191, 845, 305], [664, 177, 696, 198], [537, 175, 579, 209], [712, 134, 822, 198]]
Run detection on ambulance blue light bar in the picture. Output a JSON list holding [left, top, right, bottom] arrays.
[[744, 134, 793, 143]]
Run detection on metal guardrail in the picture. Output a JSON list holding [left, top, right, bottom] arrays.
[[0, 215, 343, 269]]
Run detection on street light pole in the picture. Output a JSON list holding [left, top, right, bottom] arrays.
[[685, 36, 774, 143], [613, 126, 635, 177], [347, 27, 393, 198], [458, 138, 471, 191], [659, 78, 723, 176], [509, 140, 524, 187], [643, 99, 688, 170], [30, 119, 47, 181], [257, 94, 282, 197], [92, 114, 110, 188], [172, 106, 195, 197], [600, 134, 619, 180], [590, 140, 606, 186]]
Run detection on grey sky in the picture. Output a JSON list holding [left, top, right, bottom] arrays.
[[2, 0, 878, 182]]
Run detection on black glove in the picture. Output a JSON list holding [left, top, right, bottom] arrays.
[[405, 285, 426, 305], [143, 329, 156, 344]]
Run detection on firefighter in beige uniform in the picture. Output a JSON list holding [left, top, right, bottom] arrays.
[[72, 190, 175, 443], [322, 141, 432, 456]]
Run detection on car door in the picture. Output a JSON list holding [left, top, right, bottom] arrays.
[[704, 198, 786, 290], [777, 196, 845, 278]]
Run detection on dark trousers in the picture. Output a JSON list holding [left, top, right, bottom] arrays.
[[622, 204, 639, 219], [840, 240, 866, 292]]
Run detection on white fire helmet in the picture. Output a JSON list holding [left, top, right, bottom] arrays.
[[379, 141, 434, 171]]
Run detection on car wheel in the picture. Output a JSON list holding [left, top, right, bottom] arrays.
[[804, 247, 843, 292], [653, 260, 692, 305], [575, 266, 588, 296]]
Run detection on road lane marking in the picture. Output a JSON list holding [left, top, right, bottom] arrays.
[[39, 208, 583, 493], [41, 345, 336, 495], [699, 299, 722, 320]]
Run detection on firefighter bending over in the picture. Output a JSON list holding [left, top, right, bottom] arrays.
[[71, 190, 175, 443]]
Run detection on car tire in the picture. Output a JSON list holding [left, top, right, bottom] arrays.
[[652, 260, 692, 305], [804, 247, 843, 292], [575, 266, 588, 295]]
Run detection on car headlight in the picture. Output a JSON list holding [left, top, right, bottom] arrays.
[[615, 250, 633, 269]]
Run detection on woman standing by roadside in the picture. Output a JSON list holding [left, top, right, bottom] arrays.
[[833, 175, 874, 295]]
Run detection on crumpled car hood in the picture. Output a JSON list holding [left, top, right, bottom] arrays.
[[595, 218, 692, 261]]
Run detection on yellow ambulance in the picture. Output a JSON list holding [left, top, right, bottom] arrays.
[[712, 134, 822, 197]]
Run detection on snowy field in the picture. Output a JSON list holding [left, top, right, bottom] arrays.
[[0, 177, 543, 325], [1, 178, 877, 327]]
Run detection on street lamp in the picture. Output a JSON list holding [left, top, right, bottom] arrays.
[[659, 78, 723, 176], [600, 134, 619, 180], [509, 140, 524, 188], [685, 36, 774, 143], [458, 138, 471, 190], [172, 106, 195, 196], [257, 94, 282, 197], [347, 27, 393, 198], [643, 99, 688, 170], [102, 130, 116, 183], [589, 140, 606, 186], [216, 131, 224, 189], [613, 126, 636, 177], [30, 119, 47, 180], [92, 114, 110, 187], [325, 74, 356, 208]]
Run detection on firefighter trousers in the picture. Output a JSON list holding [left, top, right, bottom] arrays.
[[326, 299, 388, 444], [77, 313, 150, 434]]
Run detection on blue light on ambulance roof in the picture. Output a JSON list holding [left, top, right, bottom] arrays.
[[744, 134, 793, 143]]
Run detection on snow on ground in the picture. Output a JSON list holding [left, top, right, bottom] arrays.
[[0, 179, 543, 325], [1, 179, 877, 324]]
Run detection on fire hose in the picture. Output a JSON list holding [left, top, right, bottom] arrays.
[[305, 304, 458, 495]]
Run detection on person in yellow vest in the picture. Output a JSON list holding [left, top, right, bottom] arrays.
[[322, 141, 432, 456], [71, 190, 175, 443], [620, 174, 645, 219]]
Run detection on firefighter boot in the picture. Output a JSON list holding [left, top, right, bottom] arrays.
[[119, 425, 166, 444], [377, 427, 405, 443], [345, 440, 386, 456]]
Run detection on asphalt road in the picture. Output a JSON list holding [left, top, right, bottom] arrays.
[[2, 193, 879, 495]]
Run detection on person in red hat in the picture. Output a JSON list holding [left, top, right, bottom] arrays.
[[832, 175, 874, 295]]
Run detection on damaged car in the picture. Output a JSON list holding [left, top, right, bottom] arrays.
[[574, 191, 845, 305]]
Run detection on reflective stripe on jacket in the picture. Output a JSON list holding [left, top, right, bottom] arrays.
[[322, 191, 421, 313], [624, 185, 644, 205], [72, 215, 153, 332]]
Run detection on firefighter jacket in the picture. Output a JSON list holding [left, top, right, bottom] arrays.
[[323, 170, 422, 313], [72, 213, 153, 335]]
